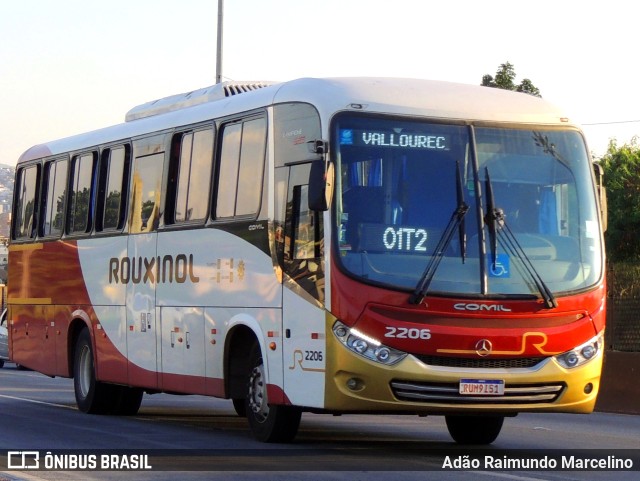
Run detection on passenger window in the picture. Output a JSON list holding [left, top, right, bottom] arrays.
[[237, 118, 267, 216], [173, 128, 214, 222], [42, 158, 68, 237], [98, 146, 130, 231], [67, 152, 96, 234], [216, 123, 242, 218], [130, 153, 163, 233], [13, 165, 41, 240], [215, 117, 266, 219]]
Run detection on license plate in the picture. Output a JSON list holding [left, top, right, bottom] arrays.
[[459, 379, 505, 396]]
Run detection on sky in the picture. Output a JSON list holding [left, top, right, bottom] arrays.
[[1, 0, 639, 166]]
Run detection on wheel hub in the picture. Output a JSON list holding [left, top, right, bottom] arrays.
[[248, 364, 269, 423], [78, 345, 92, 398]]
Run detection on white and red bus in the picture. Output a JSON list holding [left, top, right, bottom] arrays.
[[8, 78, 606, 443]]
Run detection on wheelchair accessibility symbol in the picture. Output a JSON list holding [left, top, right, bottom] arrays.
[[489, 253, 510, 278]]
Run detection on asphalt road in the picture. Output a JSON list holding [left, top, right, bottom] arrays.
[[0, 363, 639, 481]]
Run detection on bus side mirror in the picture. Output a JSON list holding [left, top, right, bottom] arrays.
[[593, 162, 608, 232], [308, 160, 334, 212]]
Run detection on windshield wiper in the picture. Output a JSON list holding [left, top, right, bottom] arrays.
[[456, 159, 468, 263], [409, 161, 469, 305], [484, 168, 558, 309], [484, 168, 499, 270]]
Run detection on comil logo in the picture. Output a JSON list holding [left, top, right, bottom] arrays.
[[453, 303, 512, 312], [8, 451, 39, 469]]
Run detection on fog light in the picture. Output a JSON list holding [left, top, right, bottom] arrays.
[[346, 378, 364, 391], [584, 383, 593, 394]]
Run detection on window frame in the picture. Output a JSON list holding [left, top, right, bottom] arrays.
[[96, 144, 131, 234], [66, 151, 98, 236], [12, 163, 42, 242], [167, 124, 215, 226], [213, 113, 267, 222], [40, 156, 69, 239], [129, 152, 165, 234]]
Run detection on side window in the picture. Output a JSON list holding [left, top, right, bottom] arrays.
[[283, 163, 325, 302], [216, 124, 242, 218], [13, 164, 41, 241], [215, 117, 266, 219], [171, 128, 214, 223], [292, 185, 319, 260], [97, 145, 130, 232], [130, 153, 163, 233], [42, 158, 68, 237], [67, 152, 96, 235]]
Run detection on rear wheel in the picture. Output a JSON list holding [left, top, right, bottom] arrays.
[[73, 328, 142, 415], [445, 415, 504, 445], [0, 360, 4, 368], [74, 328, 110, 414], [245, 343, 301, 442], [112, 385, 144, 415]]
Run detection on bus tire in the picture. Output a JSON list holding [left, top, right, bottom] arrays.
[[232, 398, 247, 417], [245, 343, 301, 442], [445, 415, 504, 445], [112, 386, 144, 415], [73, 328, 113, 414]]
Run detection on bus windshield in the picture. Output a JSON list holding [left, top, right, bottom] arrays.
[[333, 114, 603, 298]]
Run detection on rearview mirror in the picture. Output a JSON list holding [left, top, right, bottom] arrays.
[[308, 160, 334, 211], [593, 162, 607, 232]]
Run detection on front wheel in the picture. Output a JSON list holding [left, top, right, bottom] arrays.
[[232, 398, 247, 417], [245, 344, 301, 442], [445, 415, 504, 445]]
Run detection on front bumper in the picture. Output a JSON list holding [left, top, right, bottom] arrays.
[[324, 334, 602, 414]]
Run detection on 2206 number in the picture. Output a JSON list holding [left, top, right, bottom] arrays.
[[305, 350, 323, 361], [384, 327, 431, 340]]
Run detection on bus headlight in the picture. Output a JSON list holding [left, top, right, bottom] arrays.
[[333, 321, 407, 366], [554, 332, 603, 369]]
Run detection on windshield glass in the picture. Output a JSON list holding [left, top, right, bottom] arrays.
[[333, 114, 603, 298]]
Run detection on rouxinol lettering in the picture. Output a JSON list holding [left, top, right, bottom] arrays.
[[109, 254, 200, 284]]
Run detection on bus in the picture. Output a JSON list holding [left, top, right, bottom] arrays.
[[8, 77, 606, 444]]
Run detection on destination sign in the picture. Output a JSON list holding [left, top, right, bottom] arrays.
[[357, 223, 433, 253], [340, 129, 449, 150]]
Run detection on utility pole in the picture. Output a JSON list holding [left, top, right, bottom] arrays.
[[216, 0, 224, 84]]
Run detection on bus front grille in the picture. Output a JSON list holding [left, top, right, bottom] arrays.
[[390, 381, 565, 404], [414, 355, 546, 369]]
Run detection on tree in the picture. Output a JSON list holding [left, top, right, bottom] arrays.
[[599, 138, 640, 262], [481, 62, 541, 97]]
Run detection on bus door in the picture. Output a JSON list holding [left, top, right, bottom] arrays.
[[125, 151, 164, 389], [281, 163, 327, 408]]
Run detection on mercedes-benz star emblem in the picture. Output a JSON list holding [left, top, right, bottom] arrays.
[[475, 339, 493, 357]]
